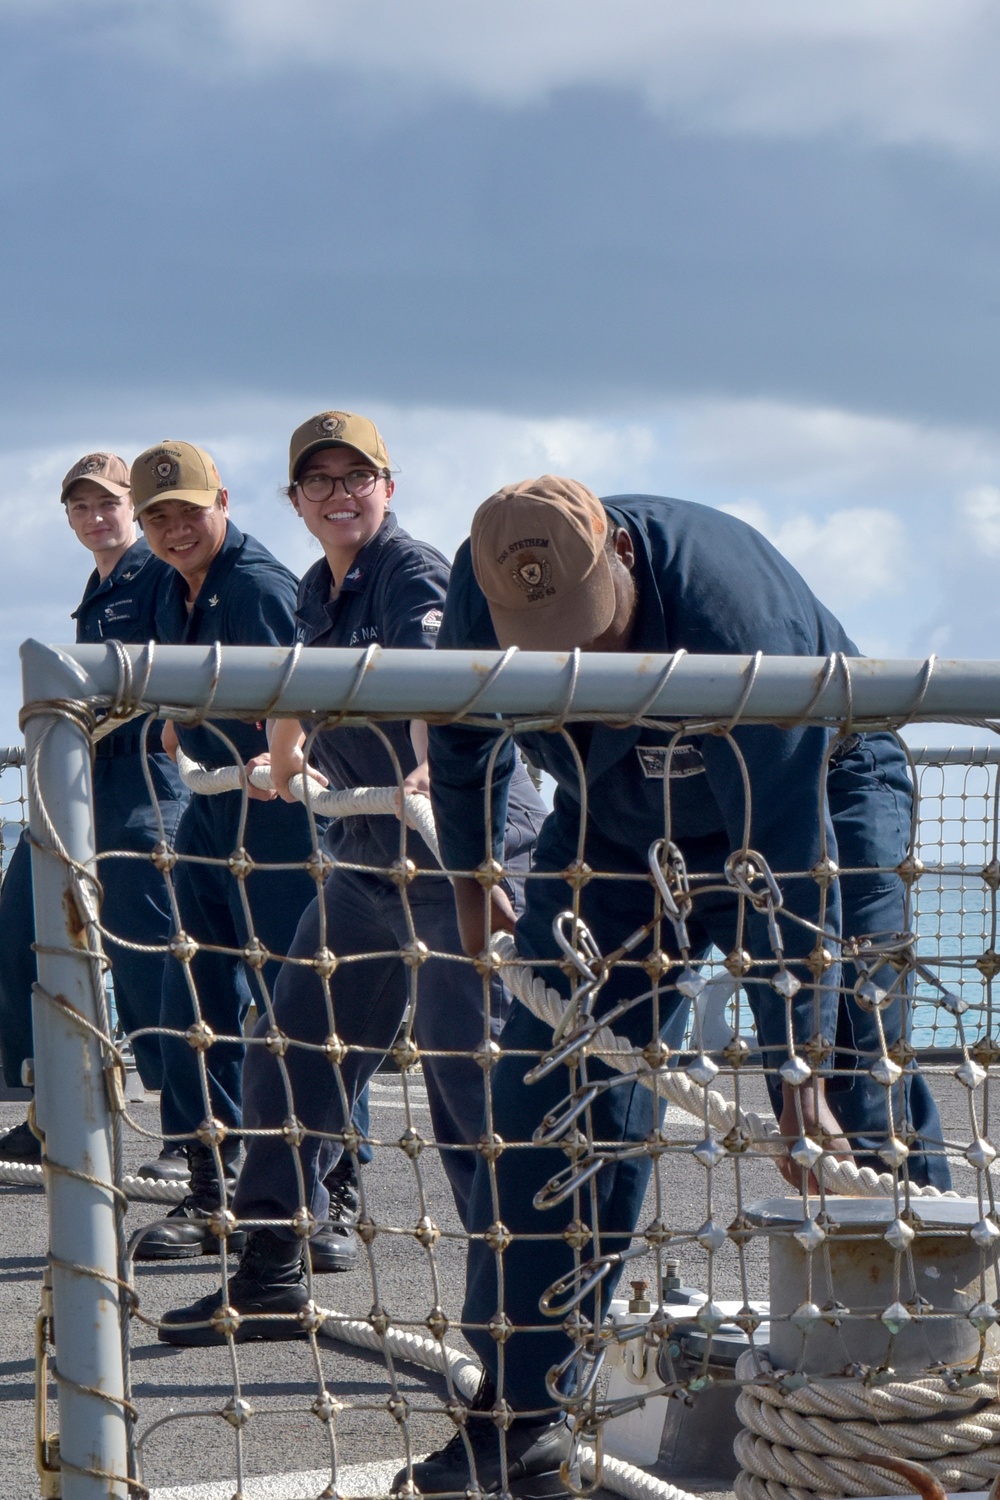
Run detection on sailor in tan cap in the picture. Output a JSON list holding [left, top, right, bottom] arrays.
[[156, 410, 544, 1345], [0, 452, 188, 1169], [127, 439, 324, 1261], [402, 474, 949, 1497]]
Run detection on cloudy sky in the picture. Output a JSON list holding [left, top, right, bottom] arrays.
[[1, 0, 999, 742]]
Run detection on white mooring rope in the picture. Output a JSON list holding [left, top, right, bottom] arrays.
[[174, 749, 442, 858], [488, 932, 955, 1202], [0, 1155, 184, 1202]]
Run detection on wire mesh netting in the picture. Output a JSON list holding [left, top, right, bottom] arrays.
[[910, 750, 1000, 1053], [0, 744, 26, 879], [11, 664, 1000, 1500]]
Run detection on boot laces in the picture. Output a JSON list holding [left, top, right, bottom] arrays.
[[188, 1147, 232, 1207], [326, 1159, 360, 1222], [234, 1230, 303, 1291], [236, 1234, 269, 1283]]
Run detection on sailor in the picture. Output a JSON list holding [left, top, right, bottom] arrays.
[[398, 477, 950, 1496], [129, 439, 353, 1261], [0, 453, 188, 1170], [157, 410, 545, 1344]]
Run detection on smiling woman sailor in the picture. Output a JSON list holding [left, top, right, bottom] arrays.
[[158, 410, 545, 1346]]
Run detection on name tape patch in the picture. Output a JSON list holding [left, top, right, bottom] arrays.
[[635, 744, 705, 780]]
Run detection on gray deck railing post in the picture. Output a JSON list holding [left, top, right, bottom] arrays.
[[20, 640, 129, 1500]]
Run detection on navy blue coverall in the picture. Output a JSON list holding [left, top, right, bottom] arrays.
[[0, 539, 187, 1088], [428, 493, 950, 1413], [234, 515, 546, 1233], [155, 522, 321, 1144]]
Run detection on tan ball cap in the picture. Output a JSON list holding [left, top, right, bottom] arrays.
[[289, 411, 390, 483], [470, 476, 616, 651], [131, 441, 223, 518], [60, 452, 130, 503]]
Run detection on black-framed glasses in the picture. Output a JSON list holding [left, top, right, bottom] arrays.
[[296, 468, 382, 504]]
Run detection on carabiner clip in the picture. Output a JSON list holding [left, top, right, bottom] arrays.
[[549, 913, 605, 1047], [524, 1021, 598, 1086], [533, 1081, 605, 1145], [856, 931, 914, 976], [566, 1418, 605, 1498], [724, 848, 784, 912], [544, 1342, 606, 1408], [553, 911, 604, 987], [539, 1251, 620, 1318], [533, 1154, 607, 1212], [648, 838, 692, 951]]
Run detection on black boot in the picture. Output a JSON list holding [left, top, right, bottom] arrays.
[[134, 1139, 244, 1260], [0, 1118, 41, 1163], [392, 1374, 575, 1498], [135, 1142, 190, 1183], [158, 1228, 311, 1347], [307, 1155, 360, 1273]]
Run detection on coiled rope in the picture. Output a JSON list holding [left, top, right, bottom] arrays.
[[733, 1351, 1000, 1499]]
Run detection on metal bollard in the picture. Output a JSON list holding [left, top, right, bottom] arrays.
[[748, 1196, 999, 1375]]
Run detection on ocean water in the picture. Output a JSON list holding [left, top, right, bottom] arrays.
[[911, 875, 995, 1050], [909, 753, 1000, 1050]]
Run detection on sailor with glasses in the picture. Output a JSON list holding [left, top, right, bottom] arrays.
[[157, 410, 545, 1346]]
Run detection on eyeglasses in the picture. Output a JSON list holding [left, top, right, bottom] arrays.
[[296, 468, 383, 504]]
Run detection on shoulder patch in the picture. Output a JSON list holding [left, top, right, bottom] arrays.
[[421, 608, 443, 635]]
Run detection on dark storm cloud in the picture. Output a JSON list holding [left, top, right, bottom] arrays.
[[0, 14, 998, 434]]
